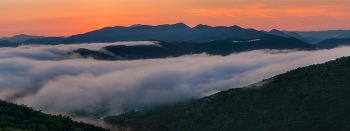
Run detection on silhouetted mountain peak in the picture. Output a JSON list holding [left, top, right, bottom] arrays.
[[15, 34, 28, 37], [0, 34, 46, 43], [170, 23, 190, 28], [269, 29, 279, 32], [229, 25, 242, 29], [130, 24, 151, 27], [62, 23, 266, 43], [268, 29, 291, 38], [193, 24, 212, 29], [268, 29, 286, 34]]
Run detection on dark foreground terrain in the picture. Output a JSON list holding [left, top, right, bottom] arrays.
[[0, 100, 108, 131]]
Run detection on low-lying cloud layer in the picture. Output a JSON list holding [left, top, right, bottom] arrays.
[[1, 42, 350, 116]]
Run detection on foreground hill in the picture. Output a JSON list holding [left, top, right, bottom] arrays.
[[61, 23, 266, 43], [74, 34, 314, 60], [105, 56, 350, 131], [0, 100, 107, 131]]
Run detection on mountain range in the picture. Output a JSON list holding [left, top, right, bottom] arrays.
[[1, 23, 350, 49]]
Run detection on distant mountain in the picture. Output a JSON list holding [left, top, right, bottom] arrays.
[[0, 34, 45, 43], [23, 37, 66, 45], [105, 55, 350, 131], [0, 40, 20, 47], [286, 32, 312, 43], [61, 23, 266, 44], [338, 33, 350, 38], [73, 34, 314, 60], [289, 30, 350, 44], [264, 30, 318, 44], [129, 24, 151, 27], [317, 37, 350, 49], [287, 32, 303, 38], [0, 100, 107, 131], [267, 29, 291, 38]]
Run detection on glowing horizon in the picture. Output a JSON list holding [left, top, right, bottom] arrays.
[[1, 0, 350, 37]]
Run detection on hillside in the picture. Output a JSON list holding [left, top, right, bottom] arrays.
[[0, 40, 20, 47], [267, 29, 291, 38], [74, 34, 314, 60], [105, 56, 350, 131], [317, 37, 350, 49], [0, 100, 107, 131], [22, 37, 66, 45]]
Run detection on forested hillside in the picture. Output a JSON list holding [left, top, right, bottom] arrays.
[[0, 100, 107, 131], [105, 56, 350, 131], [74, 34, 314, 60]]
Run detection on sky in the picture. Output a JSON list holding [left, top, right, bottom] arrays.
[[1, 0, 350, 37]]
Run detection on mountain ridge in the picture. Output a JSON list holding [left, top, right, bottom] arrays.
[[73, 34, 314, 60], [61, 23, 266, 44]]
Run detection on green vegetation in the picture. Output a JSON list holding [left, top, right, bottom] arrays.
[[105, 56, 350, 131], [0, 100, 107, 131]]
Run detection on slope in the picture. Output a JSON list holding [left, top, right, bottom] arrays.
[[0, 100, 107, 131], [0, 40, 20, 47], [22, 37, 66, 45], [74, 34, 314, 60], [105, 56, 350, 131], [317, 37, 350, 49]]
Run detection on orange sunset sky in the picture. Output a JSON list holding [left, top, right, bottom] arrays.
[[1, 0, 350, 37]]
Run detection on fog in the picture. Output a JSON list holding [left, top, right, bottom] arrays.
[[0, 42, 350, 116]]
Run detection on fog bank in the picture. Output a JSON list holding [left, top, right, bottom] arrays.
[[0, 42, 350, 116]]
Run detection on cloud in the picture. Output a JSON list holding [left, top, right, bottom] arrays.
[[188, 4, 347, 19], [0, 43, 350, 117]]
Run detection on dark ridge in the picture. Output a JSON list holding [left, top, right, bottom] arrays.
[[0, 100, 107, 131], [193, 24, 212, 29], [0, 34, 45, 43], [72, 48, 117, 60], [0, 40, 20, 47], [61, 23, 266, 44], [22, 37, 66, 45], [317, 37, 350, 49], [267, 29, 291, 38], [72, 34, 315, 61]]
